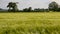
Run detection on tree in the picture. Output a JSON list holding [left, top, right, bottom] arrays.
[[28, 7, 32, 12], [34, 8, 40, 12], [7, 2, 18, 12], [57, 5, 60, 11], [23, 8, 28, 12], [48, 1, 58, 11], [23, 7, 32, 12]]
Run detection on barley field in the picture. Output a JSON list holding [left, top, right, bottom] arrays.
[[0, 12, 60, 34]]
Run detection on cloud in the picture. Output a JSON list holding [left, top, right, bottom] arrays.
[[0, 0, 57, 10], [50, 0, 60, 5], [17, 0, 51, 9]]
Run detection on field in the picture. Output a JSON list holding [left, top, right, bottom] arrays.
[[0, 12, 60, 34]]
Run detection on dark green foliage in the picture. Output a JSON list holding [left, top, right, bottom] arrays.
[[23, 8, 28, 12], [33, 8, 49, 12], [34, 8, 40, 12], [28, 7, 32, 12], [7, 2, 18, 12], [23, 7, 32, 12], [48, 1, 58, 11], [57, 8, 60, 12]]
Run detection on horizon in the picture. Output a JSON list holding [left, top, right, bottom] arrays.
[[0, 0, 60, 10]]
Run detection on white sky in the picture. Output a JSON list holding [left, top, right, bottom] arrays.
[[50, 0, 60, 4], [0, 0, 60, 10]]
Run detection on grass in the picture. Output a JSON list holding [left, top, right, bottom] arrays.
[[0, 12, 60, 34]]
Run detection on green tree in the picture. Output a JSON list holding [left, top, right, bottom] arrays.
[[48, 1, 58, 11], [23, 7, 32, 12], [28, 7, 32, 12], [34, 8, 40, 12], [7, 2, 18, 12], [23, 8, 28, 12]]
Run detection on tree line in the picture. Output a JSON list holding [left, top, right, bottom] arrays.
[[1, 1, 60, 12]]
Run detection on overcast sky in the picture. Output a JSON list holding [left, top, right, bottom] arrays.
[[0, 0, 60, 10]]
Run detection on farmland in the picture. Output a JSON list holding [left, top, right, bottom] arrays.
[[0, 12, 60, 34]]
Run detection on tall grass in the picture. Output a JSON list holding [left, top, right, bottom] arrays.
[[0, 12, 60, 34]]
